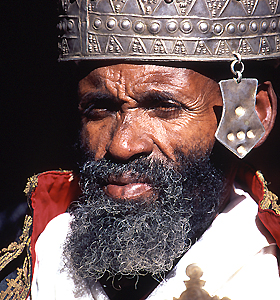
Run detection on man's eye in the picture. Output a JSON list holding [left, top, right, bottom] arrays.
[[149, 102, 182, 119], [83, 107, 112, 120]]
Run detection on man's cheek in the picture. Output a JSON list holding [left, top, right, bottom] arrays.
[[82, 121, 114, 159]]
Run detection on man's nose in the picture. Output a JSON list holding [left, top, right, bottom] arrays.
[[107, 111, 153, 161]]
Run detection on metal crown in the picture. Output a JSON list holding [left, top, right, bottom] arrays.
[[58, 0, 280, 61]]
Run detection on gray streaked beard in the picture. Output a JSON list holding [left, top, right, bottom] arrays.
[[63, 151, 225, 283]]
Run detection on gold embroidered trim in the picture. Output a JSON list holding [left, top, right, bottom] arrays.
[[0, 255, 32, 300], [257, 171, 280, 215], [0, 215, 32, 300], [0, 215, 32, 271], [173, 264, 230, 300], [23, 174, 39, 198]]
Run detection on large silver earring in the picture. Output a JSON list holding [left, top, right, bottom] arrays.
[[215, 53, 265, 159]]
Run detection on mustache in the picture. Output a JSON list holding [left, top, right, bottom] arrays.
[[79, 150, 211, 188], [79, 155, 182, 196]]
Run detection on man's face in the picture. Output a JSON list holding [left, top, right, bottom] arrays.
[[64, 64, 227, 285], [78, 64, 223, 201]]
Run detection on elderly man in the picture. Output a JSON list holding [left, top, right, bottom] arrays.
[[1, 0, 280, 299]]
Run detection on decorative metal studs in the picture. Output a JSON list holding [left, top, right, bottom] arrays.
[[62, 21, 67, 32], [59, 0, 280, 62], [267, 0, 278, 13], [106, 36, 123, 53], [180, 21, 192, 33], [67, 20, 74, 30], [237, 145, 247, 157], [166, 21, 178, 33], [276, 36, 280, 52], [194, 40, 211, 54], [259, 37, 271, 55], [134, 21, 145, 33], [237, 131, 246, 140], [149, 22, 161, 34], [88, 34, 101, 53], [249, 21, 258, 32], [247, 130, 255, 139], [226, 23, 236, 34], [240, 0, 258, 15], [198, 21, 209, 33], [261, 21, 268, 31], [172, 40, 187, 54], [238, 22, 247, 33], [227, 133, 235, 141], [106, 18, 117, 30], [216, 77, 265, 158], [130, 37, 147, 53], [213, 23, 223, 35], [270, 19, 277, 30], [237, 39, 253, 55], [235, 106, 245, 117], [120, 19, 131, 30], [216, 40, 231, 55], [152, 39, 167, 53], [213, 23, 224, 35], [93, 18, 102, 29], [57, 21, 63, 31]]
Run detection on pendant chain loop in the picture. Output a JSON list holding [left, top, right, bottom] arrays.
[[230, 52, 244, 83]]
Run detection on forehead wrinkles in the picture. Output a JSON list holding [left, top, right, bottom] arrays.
[[94, 67, 138, 102], [128, 68, 192, 96], [85, 65, 216, 103]]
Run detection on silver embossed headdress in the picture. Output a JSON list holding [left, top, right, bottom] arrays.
[[58, 0, 279, 158], [58, 0, 280, 61]]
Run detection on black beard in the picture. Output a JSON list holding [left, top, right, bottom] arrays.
[[63, 151, 225, 284]]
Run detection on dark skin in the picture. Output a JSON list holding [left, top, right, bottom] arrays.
[[78, 63, 276, 299], [79, 65, 226, 202]]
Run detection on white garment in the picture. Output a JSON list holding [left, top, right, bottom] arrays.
[[31, 186, 280, 300]]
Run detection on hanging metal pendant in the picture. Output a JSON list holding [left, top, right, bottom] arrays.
[[215, 78, 265, 159]]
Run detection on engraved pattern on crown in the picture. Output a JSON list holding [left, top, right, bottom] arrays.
[[205, 0, 229, 17], [61, 38, 70, 55], [215, 40, 231, 55], [194, 41, 212, 55], [137, 0, 161, 15], [88, 34, 101, 53], [129, 37, 147, 53], [266, 0, 279, 13], [110, 0, 128, 13], [58, 0, 280, 61], [259, 37, 271, 55], [152, 39, 167, 53], [276, 35, 280, 52], [62, 0, 70, 13], [240, 0, 258, 15], [237, 38, 253, 54], [174, 0, 195, 16], [106, 36, 124, 53], [88, 0, 102, 12], [172, 40, 187, 54]]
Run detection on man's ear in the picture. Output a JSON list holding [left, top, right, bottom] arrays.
[[254, 81, 277, 147]]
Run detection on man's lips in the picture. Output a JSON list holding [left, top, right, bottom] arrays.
[[103, 174, 154, 200], [104, 183, 153, 200]]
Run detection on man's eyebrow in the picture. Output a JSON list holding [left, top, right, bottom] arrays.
[[79, 91, 119, 109]]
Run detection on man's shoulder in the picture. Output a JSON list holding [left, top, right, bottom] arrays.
[[0, 215, 32, 300], [0, 169, 80, 300]]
